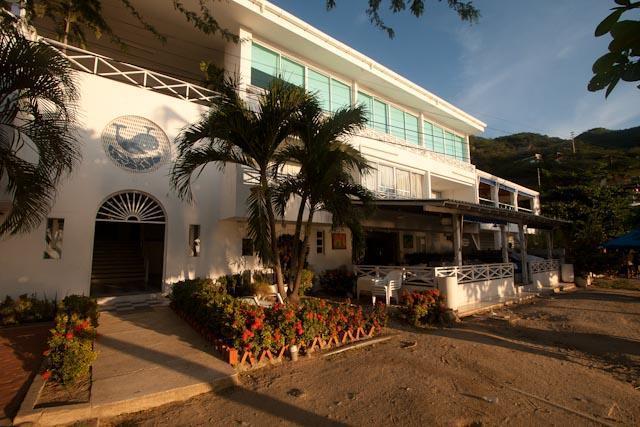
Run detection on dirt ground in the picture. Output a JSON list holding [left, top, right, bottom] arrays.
[[103, 287, 640, 426]]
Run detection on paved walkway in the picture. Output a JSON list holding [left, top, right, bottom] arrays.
[[0, 323, 50, 425], [91, 306, 238, 418], [14, 306, 238, 425]]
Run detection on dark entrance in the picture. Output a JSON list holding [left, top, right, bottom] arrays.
[[362, 230, 400, 265], [90, 191, 166, 297]]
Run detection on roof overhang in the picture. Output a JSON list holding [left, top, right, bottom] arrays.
[[360, 199, 569, 229]]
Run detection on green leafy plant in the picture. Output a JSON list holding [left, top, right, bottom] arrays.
[[41, 313, 97, 385], [401, 289, 446, 327], [318, 267, 356, 296], [589, 0, 640, 97], [169, 278, 387, 355], [60, 295, 99, 327], [0, 294, 57, 326]]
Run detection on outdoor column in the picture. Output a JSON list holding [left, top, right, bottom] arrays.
[[518, 222, 528, 284], [425, 171, 432, 199], [491, 185, 499, 207], [500, 224, 509, 263], [452, 214, 463, 266], [546, 230, 554, 259]]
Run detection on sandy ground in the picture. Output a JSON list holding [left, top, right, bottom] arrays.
[[103, 287, 640, 426]]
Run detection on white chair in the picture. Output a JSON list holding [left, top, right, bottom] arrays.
[[371, 270, 403, 305], [356, 276, 376, 299]]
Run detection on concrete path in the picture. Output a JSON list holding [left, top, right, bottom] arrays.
[[0, 323, 50, 426], [91, 306, 238, 418], [14, 305, 237, 425]]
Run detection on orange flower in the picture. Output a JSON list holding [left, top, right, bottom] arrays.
[[65, 331, 74, 341], [41, 370, 52, 381], [42, 349, 50, 356]]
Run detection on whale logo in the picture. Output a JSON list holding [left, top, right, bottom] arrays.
[[101, 116, 170, 173]]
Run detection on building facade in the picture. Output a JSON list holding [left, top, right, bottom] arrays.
[[0, 0, 560, 304]]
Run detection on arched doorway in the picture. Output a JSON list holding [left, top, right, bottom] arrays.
[[90, 191, 166, 297]]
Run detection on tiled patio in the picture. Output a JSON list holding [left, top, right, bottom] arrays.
[[0, 322, 50, 425]]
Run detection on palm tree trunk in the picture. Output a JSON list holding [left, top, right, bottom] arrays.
[[263, 179, 286, 298], [289, 208, 315, 303], [288, 194, 307, 292]]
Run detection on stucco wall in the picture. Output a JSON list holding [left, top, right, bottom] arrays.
[[438, 276, 520, 314], [0, 73, 263, 298]]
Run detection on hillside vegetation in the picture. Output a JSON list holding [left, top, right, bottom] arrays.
[[470, 126, 640, 273]]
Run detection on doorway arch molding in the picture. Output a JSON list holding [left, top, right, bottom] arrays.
[[96, 190, 166, 224]]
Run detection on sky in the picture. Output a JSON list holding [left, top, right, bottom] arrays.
[[270, 0, 639, 138]]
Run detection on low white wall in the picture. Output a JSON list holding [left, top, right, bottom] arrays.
[[529, 270, 560, 289], [438, 276, 519, 313]]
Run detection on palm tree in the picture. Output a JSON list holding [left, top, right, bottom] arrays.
[[0, 28, 80, 236], [170, 78, 312, 297], [274, 98, 374, 301]]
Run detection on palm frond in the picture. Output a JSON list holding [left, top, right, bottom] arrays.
[[0, 28, 79, 235]]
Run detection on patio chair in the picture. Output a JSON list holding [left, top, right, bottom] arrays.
[[371, 270, 403, 305]]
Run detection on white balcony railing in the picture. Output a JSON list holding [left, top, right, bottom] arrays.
[[354, 265, 437, 289], [529, 259, 560, 275], [434, 263, 514, 284], [478, 197, 495, 206], [41, 38, 216, 105]]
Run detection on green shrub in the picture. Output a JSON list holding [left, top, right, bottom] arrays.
[[0, 294, 57, 326], [318, 267, 356, 296], [300, 269, 314, 295], [60, 295, 99, 327], [42, 313, 97, 385], [401, 290, 446, 327], [170, 278, 388, 354]]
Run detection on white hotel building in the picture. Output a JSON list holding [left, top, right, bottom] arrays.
[[0, 0, 568, 313]]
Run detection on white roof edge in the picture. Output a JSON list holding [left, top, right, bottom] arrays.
[[239, 0, 487, 133], [477, 169, 539, 195]]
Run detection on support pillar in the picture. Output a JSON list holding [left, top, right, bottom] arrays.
[[500, 224, 509, 263], [546, 230, 554, 259], [452, 214, 463, 266], [518, 222, 528, 284]]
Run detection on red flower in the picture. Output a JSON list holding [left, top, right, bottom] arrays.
[[42, 349, 50, 356], [65, 332, 74, 341], [251, 318, 263, 330], [295, 321, 304, 336], [41, 370, 52, 381], [242, 329, 254, 341]]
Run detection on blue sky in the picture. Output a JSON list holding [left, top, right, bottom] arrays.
[[270, 0, 639, 138]]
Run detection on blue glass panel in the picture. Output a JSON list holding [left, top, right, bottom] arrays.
[[251, 43, 278, 89]]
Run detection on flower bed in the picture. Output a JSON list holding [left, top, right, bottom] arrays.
[[40, 296, 98, 386], [170, 278, 387, 368], [400, 289, 446, 327], [1, 294, 57, 326]]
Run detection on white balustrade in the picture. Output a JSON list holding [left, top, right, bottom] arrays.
[[41, 38, 216, 105], [529, 259, 560, 274], [434, 263, 514, 284], [354, 265, 436, 289]]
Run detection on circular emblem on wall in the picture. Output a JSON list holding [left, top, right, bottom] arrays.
[[101, 116, 171, 173]]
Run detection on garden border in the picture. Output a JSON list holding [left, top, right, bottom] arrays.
[[171, 304, 380, 369]]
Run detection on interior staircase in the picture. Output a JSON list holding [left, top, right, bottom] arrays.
[[90, 240, 147, 296]]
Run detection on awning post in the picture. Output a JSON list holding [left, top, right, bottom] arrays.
[[500, 224, 509, 263], [452, 214, 463, 266], [546, 230, 554, 259], [518, 222, 528, 284]]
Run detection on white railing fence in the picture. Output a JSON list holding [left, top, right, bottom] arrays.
[[434, 263, 514, 284], [354, 263, 514, 287], [354, 265, 436, 288], [41, 38, 216, 105], [529, 259, 560, 274]]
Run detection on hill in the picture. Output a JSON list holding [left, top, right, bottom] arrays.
[[470, 126, 640, 191], [470, 126, 640, 274]]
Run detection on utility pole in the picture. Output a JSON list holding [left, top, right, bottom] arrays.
[[570, 131, 576, 154], [534, 153, 542, 189]]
